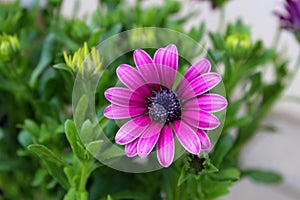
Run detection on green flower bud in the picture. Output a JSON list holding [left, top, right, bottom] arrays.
[[225, 33, 252, 59], [0, 34, 20, 61], [63, 42, 102, 75]]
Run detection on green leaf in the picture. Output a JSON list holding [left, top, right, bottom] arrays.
[[188, 22, 205, 42], [107, 195, 113, 200], [28, 144, 67, 166], [209, 32, 225, 50], [225, 115, 252, 129], [31, 168, 47, 187], [88, 28, 105, 46], [177, 168, 188, 186], [74, 95, 89, 129], [243, 72, 262, 99], [44, 161, 69, 190], [28, 145, 70, 190], [53, 63, 74, 74], [52, 25, 79, 50], [243, 169, 283, 184], [211, 168, 240, 181], [64, 166, 78, 187], [101, 23, 122, 41], [80, 120, 94, 144], [30, 34, 56, 86], [65, 120, 86, 161], [210, 134, 234, 167], [200, 175, 233, 199], [43, 78, 58, 100], [97, 145, 124, 162], [112, 191, 149, 200], [22, 119, 40, 140], [18, 130, 33, 148], [86, 140, 103, 156], [203, 159, 219, 173]]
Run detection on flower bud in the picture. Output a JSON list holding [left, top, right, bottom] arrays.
[[0, 34, 20, 61], [225, 33, 252, 59], [63, 42, 102, 75]]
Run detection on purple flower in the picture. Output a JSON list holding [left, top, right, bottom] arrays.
[[275, 0, 300, 41], [104, 44, 227, 167]]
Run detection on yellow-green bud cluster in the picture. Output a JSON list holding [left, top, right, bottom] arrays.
[[0, 34, 20, 60], [225, 33, 252, 59], [63, 42, 102, 75]]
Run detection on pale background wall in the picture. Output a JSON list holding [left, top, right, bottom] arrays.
[[3, 0, 299, 199]]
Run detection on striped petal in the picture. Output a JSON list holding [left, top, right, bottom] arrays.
[[137, 122, 162, 158], [182, 109, 220, 130], [153, 44, 178, 89], [157, 124, 174, 167], [173, 120, 201, 155], [134, 49, 161, 85], [116, 64, 151, 96], [104, 105, 147, 119], [177, 58, 211, 94], [125, 139, 139, 157], [184, 94, 228, 113], [196, 130, 211, 150], [179, 73, 221, 100], [115, 115, 151, 145], [105, 87, 147, 107]]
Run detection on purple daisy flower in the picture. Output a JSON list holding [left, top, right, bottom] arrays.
[[104, 44, 227, 167], [275, 0, 300, 41]]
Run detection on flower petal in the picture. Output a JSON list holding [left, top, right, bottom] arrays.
[[104, 105, 147, 119], [196, 130, 211, 150], [134, 49, 161, 85], [173, 120, 201, 155], [125, 139, 139, 157], [153, 44, 178, 89], [184, 94, 227, 113], [115, 115, 151, 145], [157, 124, 174, 167], [179, 73, 221, 100], [177, 58, 211, 95], [137, 122, 162, 158], [182, 109, 220, 130], [116, 64, 151, 96], [105, 87, 147, 107]]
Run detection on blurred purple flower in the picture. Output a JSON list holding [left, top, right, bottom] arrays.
[[275, 0, 300, 41], [104, 44, 227, 167]]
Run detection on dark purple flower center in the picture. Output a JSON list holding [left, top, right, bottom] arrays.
[[147, 89, 181, 124]]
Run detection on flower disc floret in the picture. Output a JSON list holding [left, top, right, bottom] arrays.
[[147, 89, 181, 124]]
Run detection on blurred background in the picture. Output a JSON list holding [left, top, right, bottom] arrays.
[[1, 0, 299, 199], [62, 0, 300, 199]]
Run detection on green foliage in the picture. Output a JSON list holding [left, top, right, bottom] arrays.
[[0, 0, 297, 199], [242, 169, 283, 184]]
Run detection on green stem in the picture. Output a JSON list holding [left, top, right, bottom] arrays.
[[78, 162, 89, 192], [218, 7, 225, 32], [225, 60, 242, 97]]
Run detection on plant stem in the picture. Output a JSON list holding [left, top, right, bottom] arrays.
[[79, 162, 89, 192], [218, 7, 225, 32]]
